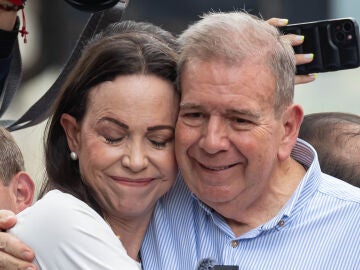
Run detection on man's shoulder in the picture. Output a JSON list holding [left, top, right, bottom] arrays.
[[155, 173, 199, 218], [161, 173, 193, 202], [318, 173, 360, 204]]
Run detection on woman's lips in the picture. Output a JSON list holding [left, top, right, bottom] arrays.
[[110, 177, 155, 186]]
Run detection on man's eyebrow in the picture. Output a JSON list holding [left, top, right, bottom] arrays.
[[226, 109, 261, 119], [147, 126, 175, 132], [97, 117, 129, 129], [179, 103, 203, 110], [179, 103, 260, 119]]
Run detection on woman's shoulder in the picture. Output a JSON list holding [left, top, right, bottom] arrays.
[[11, 190, 107, 241], [10, 190, 140, 269], [17, 189, 101, 224]]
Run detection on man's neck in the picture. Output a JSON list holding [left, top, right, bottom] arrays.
[[213, 158, 306, 237]]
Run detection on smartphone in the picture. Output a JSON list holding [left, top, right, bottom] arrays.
[[279, 18, 360, 74]]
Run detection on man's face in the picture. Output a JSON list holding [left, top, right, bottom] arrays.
[[175, 59, 286, 211]]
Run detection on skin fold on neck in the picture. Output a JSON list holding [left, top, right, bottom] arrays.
[[105, 209, 154, 262], [221, 158, 306, 237]]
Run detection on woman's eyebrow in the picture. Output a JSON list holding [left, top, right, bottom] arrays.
[[147, 125, 175, 132], [97, 117, 129, 129]]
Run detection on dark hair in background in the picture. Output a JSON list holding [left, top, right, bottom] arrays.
[[299, 112, 360, 188], [0, 127, 25, 185], [39, 20, 179, 215], [64, 0, 121, 12]]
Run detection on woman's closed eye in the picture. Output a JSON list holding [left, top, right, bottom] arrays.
[[104, 135, 124, 144], [150, 140, 167, 149], [148, 135, 174, 149]]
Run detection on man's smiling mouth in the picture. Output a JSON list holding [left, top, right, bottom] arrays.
[[199, 162, 238, 171]]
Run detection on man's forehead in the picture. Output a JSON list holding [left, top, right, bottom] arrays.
[[181, 59, 276, 94], [182, 57, 272, 78]]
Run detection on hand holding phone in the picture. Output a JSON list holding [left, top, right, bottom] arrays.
[[280, 18, 360, 74]]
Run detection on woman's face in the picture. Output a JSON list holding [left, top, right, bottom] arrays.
[[61, 74, 179, 220]]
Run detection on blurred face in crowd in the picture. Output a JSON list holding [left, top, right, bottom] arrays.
[[61, 74, 179, 221]]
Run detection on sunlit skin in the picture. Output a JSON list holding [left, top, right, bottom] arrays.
[[0, 0, 18, 31], [0, 173, 34, 214], [0, 183, 17, 211], [61, 74, 179, 259], [175, 59, 305, 236]]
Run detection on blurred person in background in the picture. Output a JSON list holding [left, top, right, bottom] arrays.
[[0, 126, 34, 213], [299, 112, 360, 188], [0, 0, 24, 86]]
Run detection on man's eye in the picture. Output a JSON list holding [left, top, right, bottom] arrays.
[[230, 117, 254, 130], [234, 118, 250, 124], [180, 111, 206, 127], [183, 112, 203, 118]]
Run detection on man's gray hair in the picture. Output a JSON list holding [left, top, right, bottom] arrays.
[[177, 11, 296, 116]]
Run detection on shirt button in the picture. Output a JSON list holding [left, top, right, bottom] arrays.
[[278, 219, 285, 227], [231, 240, 238, 248]]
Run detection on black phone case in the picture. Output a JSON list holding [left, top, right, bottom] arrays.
[[280, 18, 360, 74]]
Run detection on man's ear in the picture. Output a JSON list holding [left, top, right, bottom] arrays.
[[277, 104, 304, 161], [11, 172, 35, 213], [60, 113, 80, 153]]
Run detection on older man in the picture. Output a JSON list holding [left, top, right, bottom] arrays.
[[141, 12, 360, 269]]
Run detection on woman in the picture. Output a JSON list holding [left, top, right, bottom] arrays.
[[9, 20, 179, 269]]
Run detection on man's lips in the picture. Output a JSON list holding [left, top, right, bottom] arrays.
[[198, 162, 239, 171]]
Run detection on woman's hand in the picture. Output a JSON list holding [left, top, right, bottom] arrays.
[[267, 17, 317, 85], [0, 210, 36, 270]]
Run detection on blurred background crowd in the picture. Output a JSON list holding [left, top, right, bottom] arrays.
[[4, 0, 360, 196]]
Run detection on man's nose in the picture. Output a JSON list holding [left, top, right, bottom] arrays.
[[198, 116, 230, 154]]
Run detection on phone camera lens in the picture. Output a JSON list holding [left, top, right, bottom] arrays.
[[335, 24, 342, 31], [336, 31, 346, 42], [343, 22, 353, 32]]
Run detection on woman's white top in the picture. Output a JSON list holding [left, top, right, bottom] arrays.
[[10, 189, 141, 270]]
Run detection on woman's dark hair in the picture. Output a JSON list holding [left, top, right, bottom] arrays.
[[39, 21, 178, 214]]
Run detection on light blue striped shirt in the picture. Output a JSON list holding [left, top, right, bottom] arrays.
[[141, 139, 360, 269]]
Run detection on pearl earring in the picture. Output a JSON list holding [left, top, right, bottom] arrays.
[[70, 152, 78, 161]]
